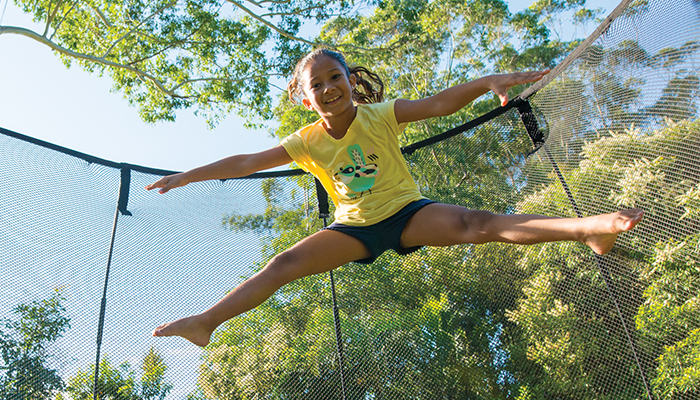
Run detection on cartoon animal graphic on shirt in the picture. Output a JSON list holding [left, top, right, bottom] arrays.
[[334, 144, 379, 197]]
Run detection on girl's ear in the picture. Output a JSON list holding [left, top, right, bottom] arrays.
[[302, 97, 314, 111], [349, 73, 357, 88]]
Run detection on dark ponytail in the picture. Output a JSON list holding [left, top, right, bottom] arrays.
[[350, 66, 384, 104]]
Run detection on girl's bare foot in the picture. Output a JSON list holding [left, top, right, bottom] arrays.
[[582, 209, 644, 255], [152, 314, 214, 347]]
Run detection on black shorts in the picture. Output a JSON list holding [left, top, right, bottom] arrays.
[[325, 198, 435, 264]]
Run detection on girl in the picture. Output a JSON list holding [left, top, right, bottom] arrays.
[[146, 49, 643, 347]]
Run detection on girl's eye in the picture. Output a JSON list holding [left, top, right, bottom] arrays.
[[332, 74, 342, 80]]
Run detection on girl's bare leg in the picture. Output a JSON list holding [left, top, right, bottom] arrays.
[[153, 229, 370, 347], [400, 203, 643, 255]]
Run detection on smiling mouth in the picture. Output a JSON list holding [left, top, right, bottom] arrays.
[[325, 96, 341, 104]]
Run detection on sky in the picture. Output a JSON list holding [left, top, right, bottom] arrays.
[[0, 0, 610, 173]]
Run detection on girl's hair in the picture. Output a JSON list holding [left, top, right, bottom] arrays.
[[287, 49, 385, 105]]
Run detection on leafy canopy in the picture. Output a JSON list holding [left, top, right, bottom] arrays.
[[1, 0, 602, 127]]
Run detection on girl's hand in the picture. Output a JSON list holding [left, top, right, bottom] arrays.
[[145, 172, 189, 194], [489, 70, 550, 106]]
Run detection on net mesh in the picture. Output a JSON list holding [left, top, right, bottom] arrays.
[[2, 0, 700, 398]]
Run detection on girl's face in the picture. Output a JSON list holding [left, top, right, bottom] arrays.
[[300, 55, 357, 117]]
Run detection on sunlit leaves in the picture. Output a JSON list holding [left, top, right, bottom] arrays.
[[653, 328, 700, 399], [65, 348, 173, 400], [5, 0, 367, 126], [0, 289, 70, 400], [678, 183, 700, 220]]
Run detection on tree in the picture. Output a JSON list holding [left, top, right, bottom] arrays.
[[0, 0, 377, 126], [506, 118, 700, 399], [140, 347, 173, 400], [65, 347, 173, 400], [0, 289, 71, 400], [0, 0, 601, 127], [67, 357, 139, 400]]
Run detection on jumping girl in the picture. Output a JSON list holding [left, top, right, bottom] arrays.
[[146, 49, 643, 347]]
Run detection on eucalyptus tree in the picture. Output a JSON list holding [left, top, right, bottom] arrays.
[[1, 0, 601, 127], [0, 0, 383, 125]]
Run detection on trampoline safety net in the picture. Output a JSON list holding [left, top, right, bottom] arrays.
[[2, 0, 700, 398]]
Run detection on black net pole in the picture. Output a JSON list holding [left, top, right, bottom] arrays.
[[327, 269, 347, 399], [93, 166, 132, 399], [93, 206, 119, 400], [314, 179, 348, 400], [516, 102, 654, 400]]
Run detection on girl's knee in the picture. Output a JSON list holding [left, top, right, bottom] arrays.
[[262, 250, 305, 285], [459, 209, 496, 243], [460, 209, 494, 227]]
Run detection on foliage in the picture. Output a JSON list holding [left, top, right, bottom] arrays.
[[65, 347, 173, 400], [1, 0, 602, 126], [532, 44, 700, 398], [502, 34, 700, 398], [509, 118, 700, 398], [67, 357, 139, 400], [6, 0, 694, 397], [0, 0, 367, 126], [140, 347, 174, 400], [0, 289, 70, 400], [653, 328, 700, 399]]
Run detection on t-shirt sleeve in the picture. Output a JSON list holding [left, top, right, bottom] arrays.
[[280, 130, 312, 173], [380, 99, 408, 135]]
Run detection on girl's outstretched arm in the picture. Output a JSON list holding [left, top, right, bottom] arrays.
[[394, 70, 549, 124], [145, 146, 293, 194]]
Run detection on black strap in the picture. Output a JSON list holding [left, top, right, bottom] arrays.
[[401, 99, 523, 155], [314, 178, 331, 219], [118, 166, 133, 216], [515, 101, 546, 153]]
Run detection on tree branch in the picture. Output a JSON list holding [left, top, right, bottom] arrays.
[[226, 0, 399, 53], [43, 0, 64, 37], [125, 18, 208, 66], [226, 0, 318, 46], [260, 4, 327, 18], [170, 74, 283, 91], [126, 37, 184, 65], [1, 25, 283, 98], [49, 0, 79, 41], [1, 25, 185, 97], [86, 2, 114, 27], [246, 0, 292, 6]]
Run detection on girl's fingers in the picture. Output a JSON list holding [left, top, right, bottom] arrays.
[[145, 177, 172, 192], [531, 69, 550, 81], [495, 69, 550, 106], [516, 70, 548, 84], [145, 179, 164, 191]]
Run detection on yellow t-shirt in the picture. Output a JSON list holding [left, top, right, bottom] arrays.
[[280, 99, 425, 226]]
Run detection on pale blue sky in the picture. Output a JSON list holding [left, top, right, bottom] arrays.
[[0, 0, 609, 172]]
